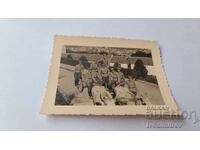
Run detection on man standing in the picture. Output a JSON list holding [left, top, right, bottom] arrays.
[[84, 69, 93, 98], [97, 52, 113, 67], [74, 60, 84, 87], [99, 61, 110, 89], [84, 62, 98, 98]]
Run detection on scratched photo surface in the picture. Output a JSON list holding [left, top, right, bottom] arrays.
[[55, 46, 165, 106]]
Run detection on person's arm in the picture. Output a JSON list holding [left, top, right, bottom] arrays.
[[108, 72, 112, 85], [107, 55, 113, 65], [91, 71, 98, 83], [119, 74, 125, 85], [97, 69, 103, 82], [96, 54, 102, 63], [116, 72, 121, 85]]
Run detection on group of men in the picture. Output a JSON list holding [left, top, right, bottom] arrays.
[[74, 53, 142, 105]]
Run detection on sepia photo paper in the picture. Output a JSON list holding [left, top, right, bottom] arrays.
[[41, 36, 180, 116]]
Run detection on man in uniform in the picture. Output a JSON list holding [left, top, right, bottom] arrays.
[[116, 65, 125, 86], [84, 62, 100, 98], [97, 52, 113, 67], [114, 75, 137, 105], [126, 75, 137, 95], [81, 67, 93, 97], [108, 67, 120, 98], [74, 60, 84, 87], [99, 61, 110, 89], [90, 64, 105, 105], [126, 75, 146, 105], [101, 52, 109, 66]]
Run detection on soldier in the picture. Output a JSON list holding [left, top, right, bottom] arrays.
[[86, 71, 93, 98], [91, 64, 103, 86], [126, 75, 137, 95], [125, 76, 146, 105], [108, 67, 120, 98], [109, 67, 120, 87], [74, 60, 84, 87], [84, 62, 99, 98], [99, 61, 110, 89], [116, 66, 125, 86], [115, 75, 137, 105], [92, 85, 114, 105], [90, 64, 105, 105], [97, 52, 113, 67], [97, 52, 108, 66], [81, 67, 93, 97], [101, 52, 109, 66]]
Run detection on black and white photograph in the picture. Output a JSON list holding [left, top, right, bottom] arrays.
[[55, 45, 165, 106], [41, 36, 178, 115], [0, 1, 200, 148]]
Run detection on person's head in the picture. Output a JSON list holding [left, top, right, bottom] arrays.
[[110, 67, 114, 72], [102, 52, 108, 57], [117, 67, 121, 72], [98, 61, 104, 67], [102, 61, 106, 67]]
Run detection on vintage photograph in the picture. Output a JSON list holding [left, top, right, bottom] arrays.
[[41, 36, 178, 115], [56, 46, 165, 106]]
